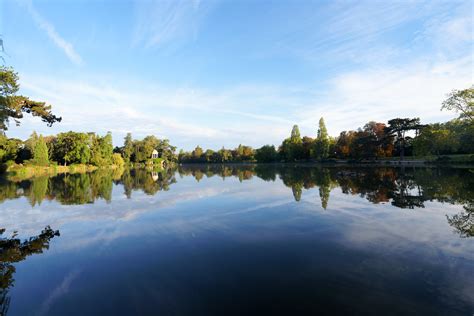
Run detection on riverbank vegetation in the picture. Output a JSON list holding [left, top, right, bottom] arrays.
[[180, 116, 472, 164], [180, 87, 473, 164], [1, 66, 472, 173]]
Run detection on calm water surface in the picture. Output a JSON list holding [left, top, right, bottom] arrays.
[[0, 165, 473, 315]]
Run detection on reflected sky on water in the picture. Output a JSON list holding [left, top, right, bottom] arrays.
[[0, 165, 473, 315]]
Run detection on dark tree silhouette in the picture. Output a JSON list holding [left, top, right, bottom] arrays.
[[0, 67, 61, 131], [385, 118, 423, 161], [0, 226, 60, 315]]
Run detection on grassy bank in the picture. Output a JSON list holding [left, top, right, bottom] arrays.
[[2, 160, 169, 181], [371, 154, 474, 165], [3, 163, 125, 181]]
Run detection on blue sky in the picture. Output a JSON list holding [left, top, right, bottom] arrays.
[[1, 0, 472, 149]]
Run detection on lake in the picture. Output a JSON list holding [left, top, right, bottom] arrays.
[[0, 165, 473, 315]]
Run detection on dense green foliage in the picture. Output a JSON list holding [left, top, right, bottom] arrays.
[[53, 132, 91, 165], [0, 129, 180, 169], [179, 113, 472, 163], [314, 117, 330, 160], [32, 135, 49, 166], [255, 145, 278, 162], [180, 144, 254, 163], [413, 119, 474, 156], [115, 134, 177, 165]]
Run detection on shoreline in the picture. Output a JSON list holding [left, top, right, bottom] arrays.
[[2, 154, 473, 181], [3, 164, 120, 181]]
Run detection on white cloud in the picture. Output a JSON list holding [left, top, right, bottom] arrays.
[[13, 74, 301, 148], [39, 269, 81, 316], [10, 52, 470, 149], [22, 0, 83, 65], [297, 56, 472, 136], [8, 0, 472, 149]]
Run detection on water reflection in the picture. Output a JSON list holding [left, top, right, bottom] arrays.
[[447, 202, 474, 238], [0, 165, 473, 237], [0, 165, 473, 315], [0, 227, 59, 315]]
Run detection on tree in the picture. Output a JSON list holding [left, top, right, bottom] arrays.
[[385, 118, 422, 160], [290, 125, 302, 144], [53, 132, 91, 165], [156, 139, 177, 162], [441, 87, 473, 122], [255, 145, 278, 162], [302, 136, 314, 160], [141, 136, 160, 162], [314, 117, 329, 160], [90, 132, 113, 166], [240, 145, 254, 161], [33, 135, 49, 166], [192, 146, 203, 160], [280, 125, 304, 161], [23, 131, 39, 161], [217, 147, 232, 163], [413, 124, 457, 156], [0, 136, 20, 163], [350, 122, 392, 159], [335, 131, 356, 159], [0, 67, 61, 131], [112, 153, 125, 167], [123, 133, 133, 163], [233, 144, 253, 161], [205, 149, 215, 162], [0, 226, 60, 315], [130, 136, 160, 163], [447, 202, 474, 238]]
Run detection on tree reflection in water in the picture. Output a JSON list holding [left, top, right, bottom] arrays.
[[447, 202, 474, 238], [0, 165, 472, 237], [0, 227, 60, 315]]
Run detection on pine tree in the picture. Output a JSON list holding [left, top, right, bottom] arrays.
[[33, 135, 49, 166], [290, 125, 302, 144], [314, 117, 329, 160], [101, 132, 113, 164], [123, 133, 133, 163], [25, 131, 39, 159]]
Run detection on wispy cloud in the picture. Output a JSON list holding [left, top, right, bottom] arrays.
[[16, 74, 302, 148], [132, 0, 214, 48], [7, 0, 472, 149], [272, 0, 466, 68], [297, 56, 472, 135], [39, 269, 81, 316], [14, 51, 469, 149], [22, 0, 83, 65]]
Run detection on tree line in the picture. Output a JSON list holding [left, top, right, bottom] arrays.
[[180, 97, 472, 163], [1, 66, 472, 167], [0, 131, 124, 168], [178, 88, 472, 163]]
